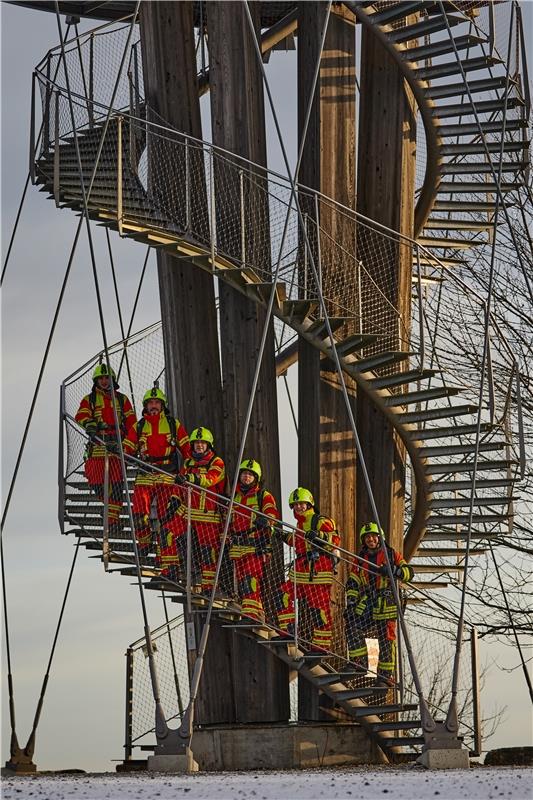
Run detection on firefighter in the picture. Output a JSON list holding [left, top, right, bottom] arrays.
[[125, 386, 190, 565], [75, 363, 136, 531], [344, 522, 413, 687], [275, 488, 339, 653], [228, 459, 279, 621], [161, 427, 225, 590]]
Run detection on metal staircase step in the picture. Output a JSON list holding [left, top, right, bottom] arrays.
[[400, 404, 477, 424], [252, 282, 287, 308], [425, 76, 512, 99], [438, 118, 526, 138], [432, 199, 500, 212], [368, 720, 422, 732], [423, 530, 499, 541], [416, 55, 502, 81], [281, 299, 318, 324], [305, 317, 352, 339], [427, 512, 510, 526], [440, 160, 528, 176], [408, 563, 465, 572], [426, 459, 515, 475], [331, 688, 377, 701], [368, 368, 437, 391], [390, 14, 465, 44], [437, 180, 518, 194], [411, 422, 492, 440], [416, 254, 467, 268], [412, 547, 487, 557], [429, 477, 515, 492], [435, 96, 522, 119], [440, 140, 529, 156], [420, 440, 506, 457], [352, 704, 418, 718], [423, 218, 493, 231], [385, 386, 462, 407], [335, 332, 380, 357], [429, 495, 513, 509], [350, 351, 411, 374], [406, 34, 485, 62], [416, 236, 483, 249], [367, 1, 434, 26]]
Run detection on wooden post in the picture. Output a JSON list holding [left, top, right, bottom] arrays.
[[207, 0, 289, 724], [297, 3, 357, 720], [355, 20, 417, 555]]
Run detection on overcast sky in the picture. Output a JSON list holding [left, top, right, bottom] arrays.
[[1, 2, 531, 773]]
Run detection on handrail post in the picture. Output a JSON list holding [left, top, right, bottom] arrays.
[[103, 451, 110, 571], [29, 72, 36, 184], [133, 42, 140, 118], [58, 384, 66, 535], [415, 245, 425, 369], [209, 148, 216, 267], [486, 326, 495, 425], [470, 627, 482, 758], [128, 72, 135, 172], [88, 33, 94, 128], [185, 138, 191, 233], [43, 59, 51, 156], [186, 485, 193, 616], [293, 532, 299, 650], [117, 116, 123, 236], [515, 365, 526, 479], [53, 91, 60, 207], [314, 194, 322, 296], [124, 646, 134, 762], [239, 168, 246, 268]]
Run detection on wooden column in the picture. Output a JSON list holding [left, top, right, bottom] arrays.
[[297, 3, 357, 720], [356, 24, 417, 554], [140, 1, 230, 728], [207, 0, 289, 724]]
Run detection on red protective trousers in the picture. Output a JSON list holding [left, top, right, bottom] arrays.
[[131, 480, 177, 550], [158, 513, 222, 591], [84, 455, 123, 523], [234, 554, 267, 621], [278, 580, 333, 649]]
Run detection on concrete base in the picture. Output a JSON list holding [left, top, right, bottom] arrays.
[[417, 748, 471, 770], [147, 749, 199, 774], [187, 722, 385, 771]]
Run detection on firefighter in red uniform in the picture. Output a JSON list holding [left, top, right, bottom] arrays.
[[344, 522, 413, 686], [161, 427, 225, 590], [229, 459, 279, 621], [275, 487, 339, 653], [75, 363, 136, 531], [124, 386, 190, 564]]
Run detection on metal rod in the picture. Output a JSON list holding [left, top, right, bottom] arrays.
[[103, 451, 110, 571], [210, 148, 216, 267], [185, 139, 191, 232], [515, 366, 526, 479], [470, 627, 482, 758], [53, 91, 60, 207], [88, 33, 94, 128], [124, 647, 134, 762], [186, 486, 193, 616], [58, 384, 66, 535], [240, 169, 246, 268], [43, 60, 51, 156], [416, 245, 425, 368], [29, 72, 36, 184], [314, 194, 322, 296], [117, 115, 123, 236], [486, 330, 495, 425]]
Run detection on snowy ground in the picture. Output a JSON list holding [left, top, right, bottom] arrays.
[[1, 767, 532, 800]]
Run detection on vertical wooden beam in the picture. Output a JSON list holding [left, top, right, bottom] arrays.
[[207, 0, 289, 724], [140, 1, 223, 441], [140, 1, 228, 727], [297, 2, 357, 720], [356, 23, 417, 554]]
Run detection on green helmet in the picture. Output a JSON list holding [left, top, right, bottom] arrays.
[[143, 386, 167, 405], [93, 363, 116, 381], [359, 522, 384, 543], [239, 458, 261, 482], [190, 427, 214, 447], [288, 487, 314, 508]]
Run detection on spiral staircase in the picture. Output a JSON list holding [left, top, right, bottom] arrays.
[[35, 1, 529, 764]]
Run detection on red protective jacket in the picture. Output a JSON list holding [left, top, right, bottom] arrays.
[[284, 507, 339, 585], [75, 386, 136, 454], [125, 411, 190, 468], [229, 485, 279, 558], [178, 450, 226, 523]]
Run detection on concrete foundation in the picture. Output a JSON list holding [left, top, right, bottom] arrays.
[[417, 748, 471, 770], [148, 748, 199, 774], [181, 722, 385, 771]]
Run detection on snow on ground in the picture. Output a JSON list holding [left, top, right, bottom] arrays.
[[1, 766, 532, 800]]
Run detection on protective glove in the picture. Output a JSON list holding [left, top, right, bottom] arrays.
[[255, 514, 270, 531], [377, 564, 390, 577], [393, 565, 405, 579], [175, 473, 186, 485], [106, 441, 118, 455], [85, 421, 97, 439], [255, 535, 271, 557], [165, 495, 182, 519], [305, 529, 320, 544]]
